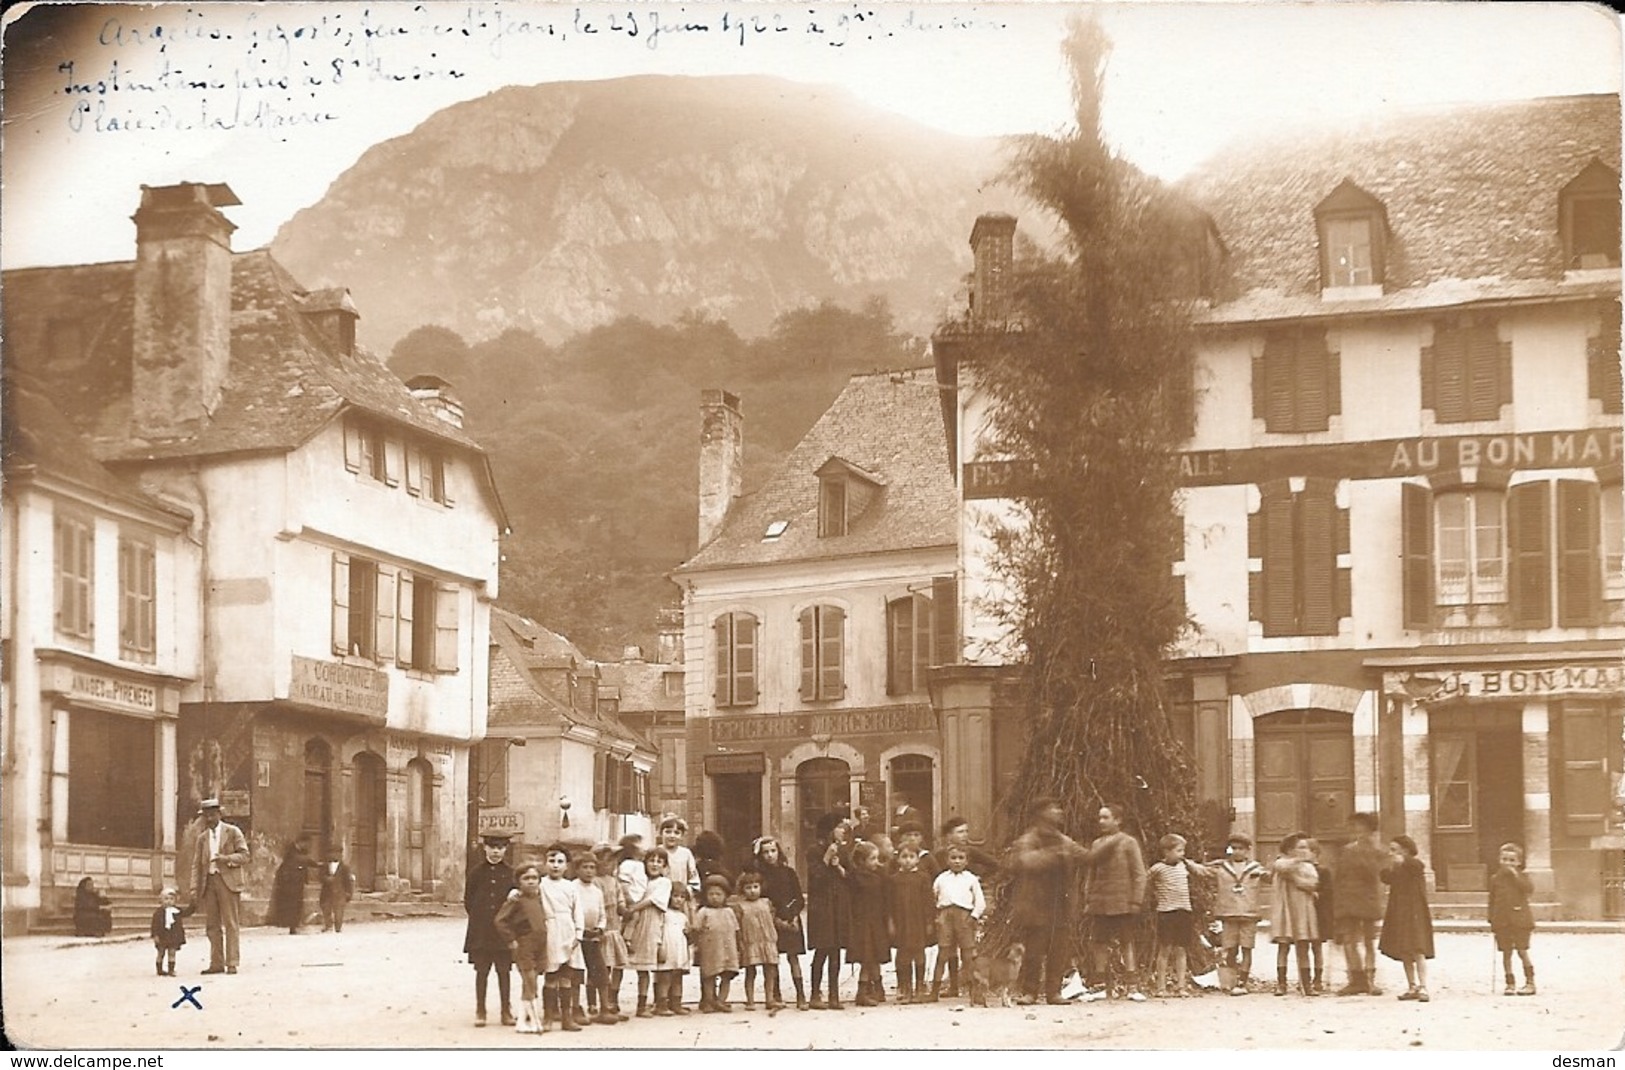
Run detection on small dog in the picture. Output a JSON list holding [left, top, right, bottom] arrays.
[[970, 941, 1026, 1007]]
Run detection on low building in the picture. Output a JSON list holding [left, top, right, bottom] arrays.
[[599, 622, 690, 822]]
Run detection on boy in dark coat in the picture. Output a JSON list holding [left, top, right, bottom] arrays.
[[150, 887, 188, 975], [465, 833, 518, 1027], [1333, 812, 1388, 995], [319, 851, 356, 932]]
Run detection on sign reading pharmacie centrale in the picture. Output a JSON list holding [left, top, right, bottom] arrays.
[[289, 655, 388, 722]]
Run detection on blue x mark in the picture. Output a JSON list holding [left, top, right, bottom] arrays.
[[172, 985, 203, 1010]]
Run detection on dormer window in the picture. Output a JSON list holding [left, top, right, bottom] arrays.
[[1560, 160, 1621, 271], [814, 457, 884, 539], [1314, 179, 1388, 294]]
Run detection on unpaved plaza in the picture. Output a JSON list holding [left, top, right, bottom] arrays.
[[3, 917, 1622, 1051]]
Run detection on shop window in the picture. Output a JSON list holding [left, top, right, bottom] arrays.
[[1560, 160, 1622, 270], [886, 592, 934, 695], [799, 604, 845, 702], [1421, 316, 1511, 424], [118, 535, 156, 663], [1249, 479, 1348, 636], [713, 612, 757, 708], [54, 512, 94, 643], [1254, 328, 1340, 433], [68, 709, 155, 849], [1314, 179, 1387, 290]]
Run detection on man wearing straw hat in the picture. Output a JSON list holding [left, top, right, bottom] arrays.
[[191, 797, 250, 974]]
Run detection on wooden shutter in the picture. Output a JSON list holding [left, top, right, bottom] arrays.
[[1260, 485, 1297, 636], [375, 567, 396, 661], [1433, 323, 1468, 422], [1326, 345, 1342, 418], [404, 445, 422, 497], [887, 597, 909, 696], [433, 583, 459, 672], [914, 592, 934, 687], [1508, 482, 1552, 628], [1401, 483, 1433, 629], [1260, 335, 1296, 431], [1556, 480, 1601, 627], [800, 607, 816, 700], [713, 616, 731, 705], [343, 420, 364, 472], [397, 572, 416, 668], [331, 552, 351, 655], [1589, 302, 1623, 414], [439, 455, 455, 505], [616, 759, 636, 814], [1559, 703, 1610, 838], [1298, 482, 1338, 635], [1419, 340, 1436, 414], [1296, 332, 1331, 432], [734, 614, 757, 705], [593, 751, 608, 811], [819, 605, 844, 700], [932, 576, 958, 667], [1466, 322, 1505, 421]]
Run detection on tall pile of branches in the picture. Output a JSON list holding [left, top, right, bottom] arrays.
[[977, 17, 1206, 944]]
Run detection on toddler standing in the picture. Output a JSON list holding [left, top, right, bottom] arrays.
[[1380, 835, 1435, 1002], [1489, 842, 1536, 996], [150, 887, 187, 976], [694, 874, 742, 1012], [1146, 833, 1197, 998], [887, 843, 936, 1003], [1269, 832, 1320, 997], [734, 869, 781, 1009], [1204, 833, 1265, 995]]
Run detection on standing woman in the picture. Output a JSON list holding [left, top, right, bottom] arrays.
[[267, 836, 315, 934], [1379, 835, 1436, 1002], [805, 812, 852, 1010]]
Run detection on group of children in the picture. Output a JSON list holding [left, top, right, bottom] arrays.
[[1136, 813, 1537, 1004], [463, 813, 994, 1033]]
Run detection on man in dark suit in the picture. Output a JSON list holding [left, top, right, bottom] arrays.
[[191, 798, 249, 974]]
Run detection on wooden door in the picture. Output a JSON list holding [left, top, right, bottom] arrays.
[[351, 753, 384, 891], [1254, 710, 1354, 859]]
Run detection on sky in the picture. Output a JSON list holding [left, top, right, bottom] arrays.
[[0, 1, 1620, 269]]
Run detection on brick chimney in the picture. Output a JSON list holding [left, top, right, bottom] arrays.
[[969, 213, 1017, 326], [406, 375, 465, 429], [131, 182, 240, 441], [698, 390, 742, 548]]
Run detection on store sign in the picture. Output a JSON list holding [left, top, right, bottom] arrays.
[[289, 656, 388, 722], [220, 789, 252, 817], [1389, 664, 1625, 703], [710, 704, 936, 744], [68, 670, 157, 715], [703, 752, 766, 775], [477, 809, 525, 837]]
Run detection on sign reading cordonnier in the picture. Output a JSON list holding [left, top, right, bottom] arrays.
[[290, 656, 389, 721]]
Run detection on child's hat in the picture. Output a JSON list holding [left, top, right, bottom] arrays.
[[481, 833, 512, 846]]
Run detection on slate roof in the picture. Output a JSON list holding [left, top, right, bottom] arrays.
[[1180, 93, 1621, 316], [597, 660, 684, 716], [2, 250, 508, 525], [676, 367, 958, 573], [488, 607, 653, 751]]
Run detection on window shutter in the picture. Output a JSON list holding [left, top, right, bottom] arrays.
[[381, 437, 400, 487], [1589, 302, 1623, 414], [343, 420, 363, 473], [1260, 485, 1297, 636], [118, 539, 132, 648], [819, 605, 844, 699], [800, 607, 816, 701], [734, 614, 757, 705], [439, 456, 456, 506], [433, 583, 459, 672], [618, 759, 637, 814], [1556, 480, 1601, 627], [1297, 332, 1330, 432], [404, 445, 422, 497], [914, 592, 934, 688], [1559, 703, 1609, 837], [374, 567, 396, 661], [1434, 324, 1468, 422], [331, 552, 351, 655], [1419, 341, 1436, 414], [1507, 481, 1552, 628], [1326, 345, 1342, 418], [1467, 323, 1505, 421], [1298, 482, 1338, 635], [931, 576, 958, 667], [887, 597, 909, 696], [1247, 505, 1264, 624], [1401, 483, 1433, 629], [713, 616, 731, 705], [397, 572, 416, 667], [593, 751, 608, 811], [1261, 335, 1296, 432]]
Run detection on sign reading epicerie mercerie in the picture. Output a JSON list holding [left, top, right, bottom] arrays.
[[290, 656, 388, 721]]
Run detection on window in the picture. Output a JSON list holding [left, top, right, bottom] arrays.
[[662, 671, 684, 699], [1435, 490, 1506, 607], [886, 592, 935, 695], [475, 738, 509, 807], [1249, 479, 1348, 637], [1422, 316, 1510, 424], [1602, 484, 1624, 603], [1555, 701, 1622, 838], [406, 444, 454, 506], [594, 754, 643, 814], [799, 604, 845, 701], [1561, 160, 1622, 270], [118, 535, 156, 663], [397, 572, 461, 673], [342, 419, 396, 486], [1253, 329, 1340, 433], [68, 709, 155, 849], [712, 612, 758, 707], [1403, 478, 1610, 629], [659, 733, 687, 797], [1315, 179, 1387, 290], [54, 513, 94, 642], [818, 477, 847, 538], [1589, 301, 1622, 415]]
